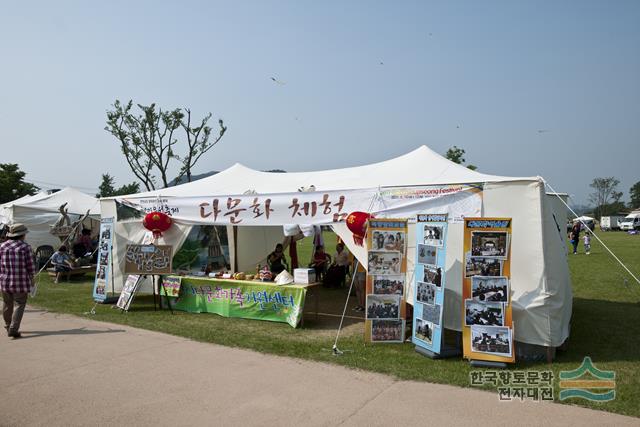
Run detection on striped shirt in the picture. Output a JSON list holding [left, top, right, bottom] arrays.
[[0, 239, 35, 293]]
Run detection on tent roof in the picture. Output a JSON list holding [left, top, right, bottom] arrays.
[[1, 187, 100, 215], [118, 145, 540, 199]]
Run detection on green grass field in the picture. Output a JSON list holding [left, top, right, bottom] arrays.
[[24, 231, 640, 418]]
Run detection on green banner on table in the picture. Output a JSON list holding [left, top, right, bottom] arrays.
[[170, 277, 306, 327]]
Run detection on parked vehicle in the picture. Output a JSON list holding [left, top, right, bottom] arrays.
[[619, 213, 640, 231], [600, 216, 626, 231]]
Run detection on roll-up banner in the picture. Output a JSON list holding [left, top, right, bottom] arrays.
[[92, 217, 114, 302], [462, 218, 515, 364], [413, 214, 448, 355], [364, 219, 408, 343]]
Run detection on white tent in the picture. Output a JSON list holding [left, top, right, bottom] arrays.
[[0, 187, 101, 251], [100, 145, 571, 349]]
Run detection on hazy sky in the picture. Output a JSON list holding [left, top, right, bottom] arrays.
[[1, 1, 638, 205]]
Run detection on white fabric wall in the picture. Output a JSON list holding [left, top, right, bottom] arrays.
[[337, 181, 571, 347], [234, 226, 288, 273]]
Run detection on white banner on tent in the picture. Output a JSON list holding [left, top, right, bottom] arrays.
[[115, 184, 482, 226]]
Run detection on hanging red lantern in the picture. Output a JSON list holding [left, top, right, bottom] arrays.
[[143, 211, 172, 239], [346, 211, 371, 246]]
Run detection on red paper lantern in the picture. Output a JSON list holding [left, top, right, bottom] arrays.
[[346, 211, 371, 246], [143, 211, 172, 238]]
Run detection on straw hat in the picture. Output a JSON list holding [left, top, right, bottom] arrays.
[[7, 223, 29, 237]]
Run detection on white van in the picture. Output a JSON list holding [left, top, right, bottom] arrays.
[[619, 214, 640, 231], [600, 216, 626, 231]]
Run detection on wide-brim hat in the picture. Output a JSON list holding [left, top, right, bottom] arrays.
[[7, 223, 29, 237]]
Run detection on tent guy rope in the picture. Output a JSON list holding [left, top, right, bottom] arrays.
[[544, 178, 640, 287]]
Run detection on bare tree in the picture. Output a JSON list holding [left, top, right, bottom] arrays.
[[589, 177, 623, 220], [105, 100, 226, 190], [174, 109, 227, 184]]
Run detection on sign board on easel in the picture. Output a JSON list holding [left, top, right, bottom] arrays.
[[124, 244, 172, 274]]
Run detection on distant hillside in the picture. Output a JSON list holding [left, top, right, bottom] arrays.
[[170, 169, 286, 186]]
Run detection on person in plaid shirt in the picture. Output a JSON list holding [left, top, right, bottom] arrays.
[[0, 223, 35, 339]]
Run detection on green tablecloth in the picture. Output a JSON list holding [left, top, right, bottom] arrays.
[[166, 276, 308, 327]]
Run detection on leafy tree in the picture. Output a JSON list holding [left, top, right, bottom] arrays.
[[588, 177, 623, 220], [105, 100, 226, 191], [445, 146, 477, 170], [96, 173, 141, 198], [0, 163, 39, 204], [630, 181, 640, 209]]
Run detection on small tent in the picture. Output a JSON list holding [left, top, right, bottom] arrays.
[[100, 145, 571, 351], [0, 187, 101, 251]]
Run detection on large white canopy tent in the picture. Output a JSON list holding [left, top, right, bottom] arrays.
[[100, 145, 571, 350], [0, 187, 101, 251]]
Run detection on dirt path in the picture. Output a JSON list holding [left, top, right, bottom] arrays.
[[0, 307, 636, 426]]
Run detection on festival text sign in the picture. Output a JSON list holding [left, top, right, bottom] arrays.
[[462, 218, 515, 364], [114, 185, 483, 226], [124, 244, 173, 275], [167, 276, 307, 327]]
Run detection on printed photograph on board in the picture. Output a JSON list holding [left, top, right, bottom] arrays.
[[417, 244, 438, 266], [368, 251, 402, 275], [371, 320, 404, 343], [422, 265, 443, 287], [415, 318, 434, 345], [416, 281, 436, 305], [421, 302, 442, 326], [373, 275, 405, 295], [371, 230, 406, 253], [423, 225, 444, 247], [366, 294, 401, 319], [470, 325, 512, 357], [465, 300, 504, 326], [465, 256, 503, 277], [470, 231, 509, 259], [471, 276, 509, 303]]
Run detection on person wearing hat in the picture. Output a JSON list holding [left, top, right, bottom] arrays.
[[0, 223, 35, 339]]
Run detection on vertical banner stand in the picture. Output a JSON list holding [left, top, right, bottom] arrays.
[[159, 275, 174, 315]]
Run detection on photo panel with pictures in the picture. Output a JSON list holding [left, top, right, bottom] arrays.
[[416, 281, 437, 305], [423, 224, 444, 247], [368, 251, 403, 275], [366, 294, 401, 320], [422, 264, 443, 287], [464, 299, 504, 327], [371, 230, 407, 254], [470, 325, 512, 357], [420, 302, 442, 327], [417, 244, 438, 266], [470, 231, 510, 259], [464, 256, 503, 278], [371, 319, 405, 343], [415, 318, 434, 345], [373, 275, 405, 296], [471, 276, 509, 303]]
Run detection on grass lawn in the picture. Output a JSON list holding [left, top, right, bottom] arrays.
[[24, 231, 640, 418]]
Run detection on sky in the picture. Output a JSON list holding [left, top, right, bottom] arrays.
[[0, 1, 638, 205]]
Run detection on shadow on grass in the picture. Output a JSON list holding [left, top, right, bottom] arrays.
[[556, 297, 640, 364], [21, 327, 126, 339]]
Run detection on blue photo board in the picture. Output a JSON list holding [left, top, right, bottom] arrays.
[[413, 214, 448, 355]]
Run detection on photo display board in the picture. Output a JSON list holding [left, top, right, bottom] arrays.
[[365, 219, 408, 343], [462, 218, 515, 363], [412, 214, 448, 354], [116, 274, 142, 311], [92, 217, 114, 302]]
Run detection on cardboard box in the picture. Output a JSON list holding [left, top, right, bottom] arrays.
[[294, 268, 316, 284]]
